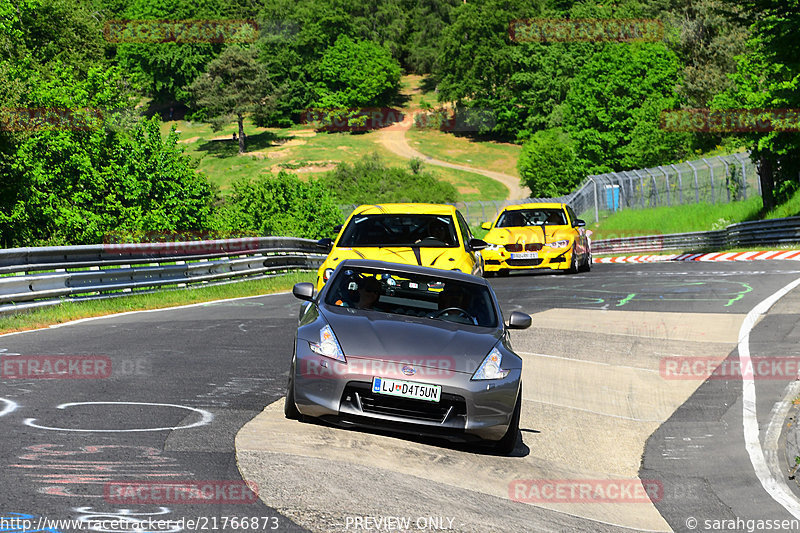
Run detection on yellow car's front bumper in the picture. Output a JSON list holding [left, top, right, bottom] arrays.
[[482, 246, 573, 272]]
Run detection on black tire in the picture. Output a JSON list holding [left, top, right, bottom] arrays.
[[493, 388, 521, 455], [579, 250, 592, 272], [566, 247, 579, 274], [284, 361, 301, 420]]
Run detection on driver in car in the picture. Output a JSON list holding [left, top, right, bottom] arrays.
[[435, 285, 476, 324]]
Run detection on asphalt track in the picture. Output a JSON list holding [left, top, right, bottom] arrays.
[[1, 261, 800, 532]]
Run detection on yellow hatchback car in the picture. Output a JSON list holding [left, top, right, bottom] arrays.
[[481, 202, 591, 276], [315, 203, 487, 290]]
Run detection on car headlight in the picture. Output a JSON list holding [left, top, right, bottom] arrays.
[[485, 243, 503, 251], [322, 268, 335, 281], [309, 324, 346, 363], [547, 240, 570, 249], [471, 347, 509, 380]]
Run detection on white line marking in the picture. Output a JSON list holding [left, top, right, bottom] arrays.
[[0, 398, 18, 417], [739, 276, 800, 519], [23, 401, 213, 432]]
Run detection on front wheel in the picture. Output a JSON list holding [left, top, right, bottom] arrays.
[[284, 361, 301, 420], [566, 247, 579, 274], [493, 388, 521, 455], [579, 249, 592, 272]]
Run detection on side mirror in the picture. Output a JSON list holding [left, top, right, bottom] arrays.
[[507, 311, 532, 330], [292, 282, 315, 302], [316, 238, 333, 251], [574, 219, 586, 228], [468, 238, 488, 251], [481, 222, 492, 230]]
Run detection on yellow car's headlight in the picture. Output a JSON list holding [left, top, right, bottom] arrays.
[[485, 243, 503, 251], [547, 240, 570, 249]]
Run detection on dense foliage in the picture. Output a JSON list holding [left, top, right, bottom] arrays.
[[517, 128, 581, 198], [213, 172, 343, 239]]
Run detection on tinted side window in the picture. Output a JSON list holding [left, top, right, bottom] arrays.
[[455, 211, 472, 249], [565, 205, 577, 226]]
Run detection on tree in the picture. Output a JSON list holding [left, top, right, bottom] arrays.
[[313, 35, 401, 109], [563, 42, 690, 174], [114, 0, 260, 106], [517, 128, 582, 197], [716, 0, 800, 210], [190, 46, 276, 154]]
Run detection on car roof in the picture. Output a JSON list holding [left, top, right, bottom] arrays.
[[350, 203, 457, 216], [335, 259, 490, 286], [503, 202, 565, 210]]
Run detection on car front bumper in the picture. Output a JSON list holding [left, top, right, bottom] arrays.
[[482, 247, 573, 272], [292, 349, 521, 442]]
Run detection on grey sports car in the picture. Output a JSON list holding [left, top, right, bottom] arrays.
[[285, 259, 531, 454]]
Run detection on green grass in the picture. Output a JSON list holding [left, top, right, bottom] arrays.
[[765, 187, 800, 219], [587, 197, 764, 239], [437, 167, 508, 201], [406, 128, 521, 178], [400, 74, 438, 109], [163, 117, 506, 201], [0, 272, 314, 335]]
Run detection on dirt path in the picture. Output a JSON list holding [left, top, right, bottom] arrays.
[[378, 127, 528, 201]]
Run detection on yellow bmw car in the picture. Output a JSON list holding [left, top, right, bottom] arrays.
[[480, 203, 591, 276], [315, 203, 487, 290]]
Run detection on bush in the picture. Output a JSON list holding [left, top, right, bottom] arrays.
[[517, 128, 582, 198], [321, 154, 458, 205], [213, 172, 343, 239]]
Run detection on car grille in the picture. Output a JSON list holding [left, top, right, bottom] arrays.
[[507, 258, 543, 266], [341, 382, 466, 425]]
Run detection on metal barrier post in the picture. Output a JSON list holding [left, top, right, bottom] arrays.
[[670, 163, 684, 204], [686, 160, 700, 204], [703, 158, 716, 204], [659, 166, 671, 206]]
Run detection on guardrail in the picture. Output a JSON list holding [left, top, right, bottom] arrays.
[[0, 237, 326, 314], [592, 216, 800, 254], [3, 216, 799, 315]]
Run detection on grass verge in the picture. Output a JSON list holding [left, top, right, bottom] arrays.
[[0, 271, 314, 335], [587, 197, 763, 239]]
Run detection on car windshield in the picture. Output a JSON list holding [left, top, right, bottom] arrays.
[[496, 208, 567, 227], [337, 214, 459, 247], [323, 266, 498, 328]]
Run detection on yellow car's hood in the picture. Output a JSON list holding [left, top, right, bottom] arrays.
[[327, 246, 466, 269], [485, 226, 574, 245]]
